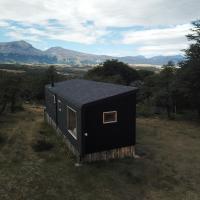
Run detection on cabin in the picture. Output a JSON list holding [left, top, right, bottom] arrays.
[[44, 79, 138, 162]]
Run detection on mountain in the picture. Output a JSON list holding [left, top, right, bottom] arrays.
[[117, 55, 184, 65], [0, 40, 184, 65], [45, 47, 184, 65], [0, 40, 57, 64], [45, 47, 111, 65]]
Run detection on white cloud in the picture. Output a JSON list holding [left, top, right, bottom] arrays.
[[0, 0, 199, 55], [122, 24, 192, 44], [5, 24, 109, 44], [121, 24, 192, 56], [0, 20, 9, 27], [136, 44, 188, 57], [0, 0, 199, 26], [7, 31, 40, 42]]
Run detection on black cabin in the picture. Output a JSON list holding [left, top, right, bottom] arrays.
[[44, 79, 138, 162]]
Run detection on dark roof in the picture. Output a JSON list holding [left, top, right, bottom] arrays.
[[47, 79, 137, 108]]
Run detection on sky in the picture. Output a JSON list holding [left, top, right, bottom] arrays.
[[0, 0, 199, 57]]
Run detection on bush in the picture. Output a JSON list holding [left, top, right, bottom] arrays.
[[32, 138, 54, 152], [136, 103, 155, 117], [0, 133, 6, 144]]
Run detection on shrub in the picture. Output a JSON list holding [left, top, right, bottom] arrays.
[[0, 132, 7, 145], [32, 138, 54, 152]]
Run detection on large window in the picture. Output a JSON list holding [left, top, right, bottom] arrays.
[[103, 111, 117, 124], [67, 106, 77, 139]]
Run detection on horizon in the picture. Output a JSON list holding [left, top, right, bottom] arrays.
[[0, 40, 185, 59], [0, 0, 199, 57]]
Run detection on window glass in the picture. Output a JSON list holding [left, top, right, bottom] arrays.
[[67, 106, 77, 139], [53, 95, 56, 104], [103, 111, 117, 124], [58, 100, 62, 111]]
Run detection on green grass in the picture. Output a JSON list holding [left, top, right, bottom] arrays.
[[0, 105, 200, 200]]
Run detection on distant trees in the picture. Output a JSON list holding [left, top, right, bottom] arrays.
[[0, 72, 22, 114], [85, 59, 139, 85], [47, 65, 56, 87], [155, 61, 177, 118], [178, 20, 200, 117], [0, 65, 66, 115], [137, 20, 200, 119], [139, 61, 177, 118]]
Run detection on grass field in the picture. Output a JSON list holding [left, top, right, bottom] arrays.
[[0, 105, 200, 200]]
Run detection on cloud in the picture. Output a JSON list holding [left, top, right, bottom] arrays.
[[0, 0, 199, 26], [121, 24, 192, 56], [0, 20, 9, 27], [122, 24, 192, 44], [136, 44, 188, 57], [0, 0, 199, 55], [5, 23, 109, 44], [7, 31, 40, 42]]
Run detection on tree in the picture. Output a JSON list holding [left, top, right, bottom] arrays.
[[0, 72, 23, 114], [47, 65, 56, 87], [85, 59, 139, 85], [179, 20, 200, 117], [156, 62, 177, 118], [137, 69, 155, 81], [140, 61, 179, 118]]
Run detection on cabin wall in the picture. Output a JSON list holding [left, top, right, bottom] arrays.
[[82, 92, 136, 155], [45, 88, 82, 155], [45, 88, 57, 122], [56, 95, 82, 154]]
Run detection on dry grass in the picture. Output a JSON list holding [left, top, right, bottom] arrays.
[[0, 105, 200, 200], [0, 68, 26, 73]]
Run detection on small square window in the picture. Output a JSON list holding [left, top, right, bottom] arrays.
[[58, 100, 62, 111], [103, 111, 117, 124]]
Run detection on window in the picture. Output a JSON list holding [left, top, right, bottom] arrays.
[[103, 111, 117, 124], [53, 95, 56, 104], [58, 100, 62, 111], [67, 106, 77, 139]]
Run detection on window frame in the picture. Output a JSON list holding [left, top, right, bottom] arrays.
[[58, 99, 62, 111], [103, 111, 118, 124], [66, 105, 77, 139], [53, 94, 56, 104]]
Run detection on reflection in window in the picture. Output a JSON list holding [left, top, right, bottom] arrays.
[[58, 100, 62, 111], [67, 106, 77, 139]]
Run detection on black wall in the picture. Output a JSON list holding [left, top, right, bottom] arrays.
[[45, 88, 57, 122], [82, 92, 136, 154], [56, 95, 82, 154], [45, 87, 82, 155], [45, 87, 136, 157]]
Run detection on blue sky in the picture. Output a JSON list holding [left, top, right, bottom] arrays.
[[0, 0, 199, 57]]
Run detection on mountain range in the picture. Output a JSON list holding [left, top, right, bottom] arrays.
[[0, 40, 184, 65]]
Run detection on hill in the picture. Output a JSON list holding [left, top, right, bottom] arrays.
[[45, 47, 111, 65], [0, 41, 57, 64], [0, 40, 184, 65]]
